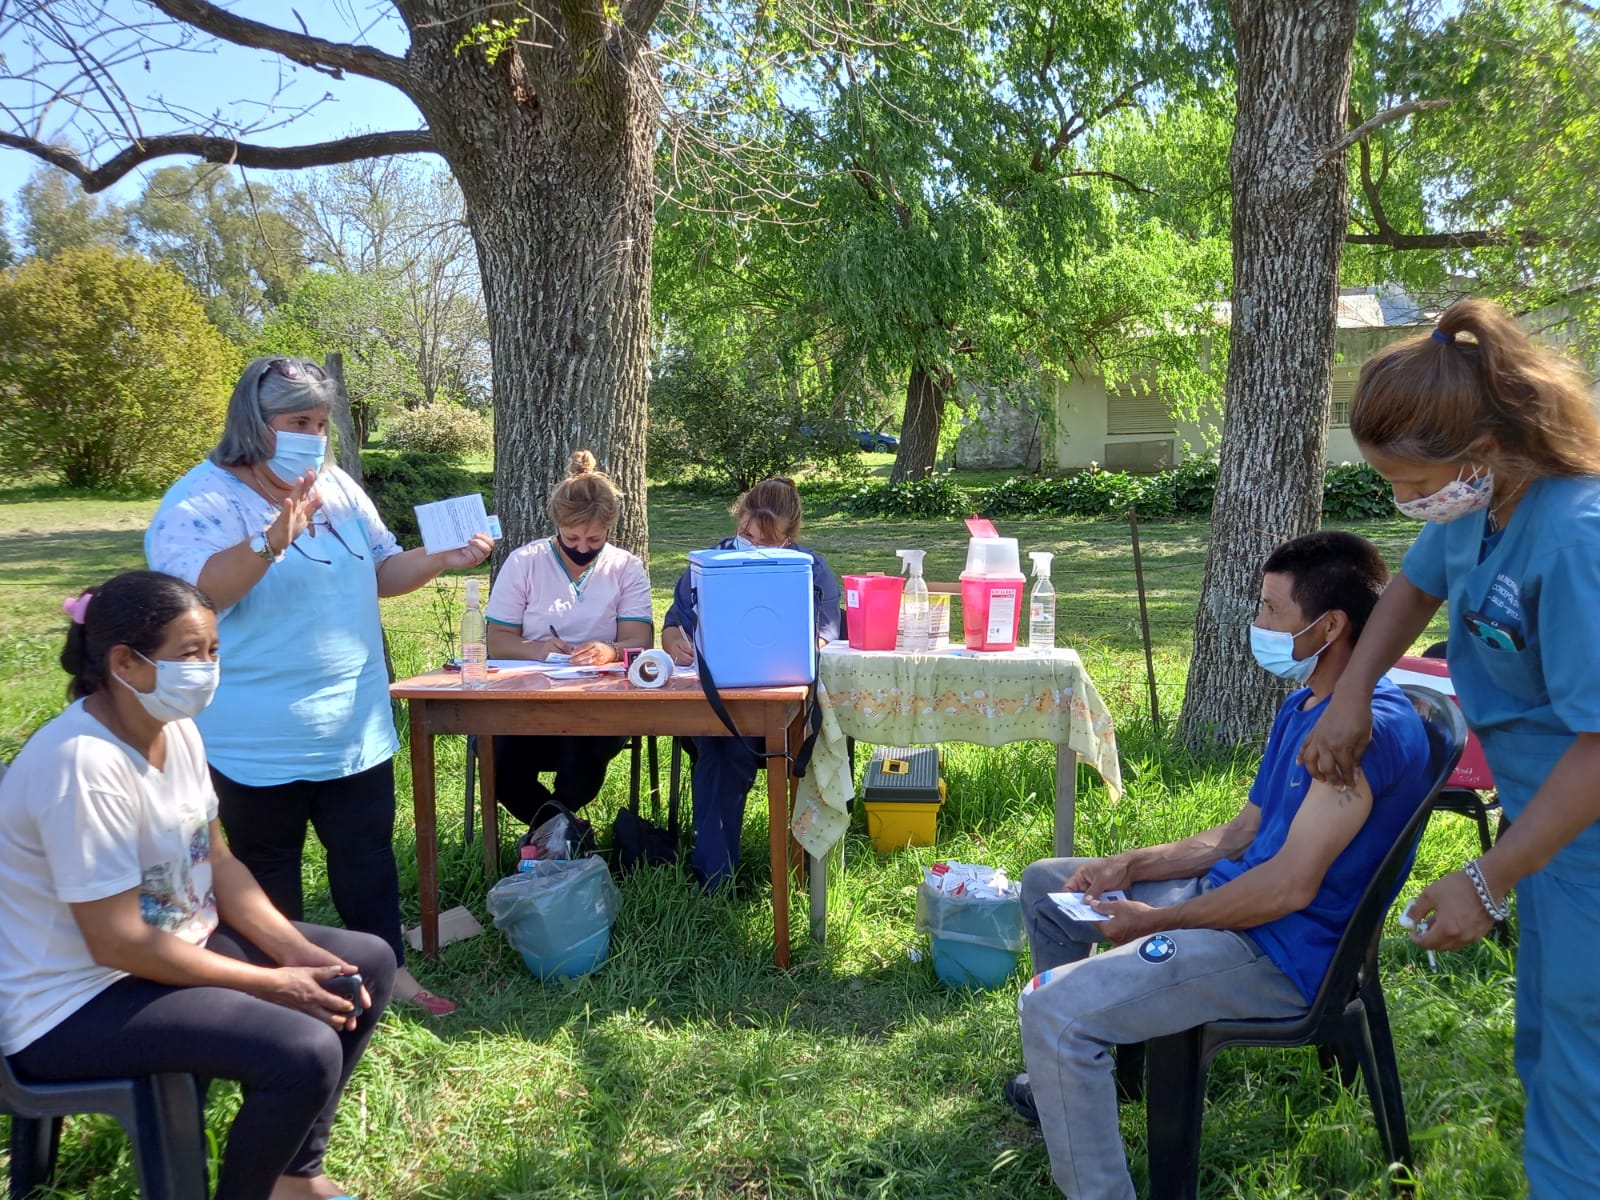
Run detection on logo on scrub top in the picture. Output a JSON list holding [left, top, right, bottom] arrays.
[[1138, 935, 1177, 965]]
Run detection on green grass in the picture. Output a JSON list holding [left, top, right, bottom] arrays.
[[0, 483, 1518, 1199]]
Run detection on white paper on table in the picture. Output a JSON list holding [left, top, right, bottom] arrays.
[[546, 665, 627, 679], [485, 659, 562, 673], [1048, 890, 1128, 921], [414, 492, 501, 554]]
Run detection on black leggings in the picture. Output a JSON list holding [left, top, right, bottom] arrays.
[[212, 759, 405, 965], [492, 734, 629, 824], [8, 923, 395, 1200]]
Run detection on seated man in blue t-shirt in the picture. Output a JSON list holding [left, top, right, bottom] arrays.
[[1009, 530, 1433, 1200]]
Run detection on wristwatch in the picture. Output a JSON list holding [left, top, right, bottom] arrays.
[[250, 528, 284, 564]]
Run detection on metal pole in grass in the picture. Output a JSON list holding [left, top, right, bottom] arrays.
[[1128, 508, 1161, 731]]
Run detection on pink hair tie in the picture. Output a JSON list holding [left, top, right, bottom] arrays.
[[62, 593, 92, 625]]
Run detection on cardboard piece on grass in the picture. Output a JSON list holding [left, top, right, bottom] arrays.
[[405, 905, 483, 952]]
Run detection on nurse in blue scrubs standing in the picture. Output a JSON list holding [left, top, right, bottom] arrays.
[[1300, 298, 1600, 1198]]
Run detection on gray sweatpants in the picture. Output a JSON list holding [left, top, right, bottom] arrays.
[[1018, 858, 1308, 1200]]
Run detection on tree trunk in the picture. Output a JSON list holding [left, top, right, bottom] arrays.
[[323, 351, 364, 485], [1178, 0, 1357, 752], [404, 7, 657, 566], [891, 362, 951, 484]]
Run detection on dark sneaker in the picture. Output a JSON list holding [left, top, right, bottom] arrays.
[[1003, 1072, 1040, 1125]]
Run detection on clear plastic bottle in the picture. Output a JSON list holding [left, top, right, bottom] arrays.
[[460, 578, 487, 687], [897, 548, 931, 652], [1027, 551, 1056, 652]]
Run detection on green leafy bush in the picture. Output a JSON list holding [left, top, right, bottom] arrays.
[[1322, 461, 1393, 520], [649, 345, 858, 492], [360, 450, 492, 543], [842, 471, 971, 518], [845, 456, 1387, 524], [0, 247, 240, 491], [974, 475, 1052, 516], [382, 401, 493, 462]]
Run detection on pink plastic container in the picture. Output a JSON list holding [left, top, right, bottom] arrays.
[[842, 575, 906, 650], [960, 574, 1025, 651]]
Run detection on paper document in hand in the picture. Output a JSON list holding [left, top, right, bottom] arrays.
[[1048, 890, 1128, 921], [414, 493, 502, 554]]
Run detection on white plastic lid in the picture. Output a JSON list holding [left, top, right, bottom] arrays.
[[1029, 551, 1054, 576], [466, 578, 480, 606], [963, 536, 1020, 577]]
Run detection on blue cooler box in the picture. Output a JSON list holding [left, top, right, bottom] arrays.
[[690, 547, 816, 687]]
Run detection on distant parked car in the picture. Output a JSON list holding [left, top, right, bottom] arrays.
[[855, 429, 899, 452]]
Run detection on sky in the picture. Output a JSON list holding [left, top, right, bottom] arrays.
[[0, 1, 427, 216]]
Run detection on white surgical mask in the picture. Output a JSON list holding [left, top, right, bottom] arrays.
[[731, 535, 757, 551], [265, 430, 327, 485], [1249, 615, 1331, 684], [1394, 465, 1493, 524], [115, 652, 220, 723]]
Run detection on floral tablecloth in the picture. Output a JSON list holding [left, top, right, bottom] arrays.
[[791, 643, 1122, 859]]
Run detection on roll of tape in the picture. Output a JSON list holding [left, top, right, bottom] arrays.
[[628, 648, 675, 689]]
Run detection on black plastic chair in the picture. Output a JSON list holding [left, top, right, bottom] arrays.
[[1137, 684, 1466, 1200], [1, 1053, 208, 1200]]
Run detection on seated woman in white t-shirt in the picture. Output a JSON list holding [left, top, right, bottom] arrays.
[[485, 451, 654, 825], [0, 570, 393, 1200]]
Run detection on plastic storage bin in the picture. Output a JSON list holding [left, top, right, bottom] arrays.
[[960, 536, 1024, 651], [915, 878, 1025, 990], [862, 745, 944, 851], [690, 547, 816, 686], [486, 856, 620, 982], [842, 574, 905, 651]]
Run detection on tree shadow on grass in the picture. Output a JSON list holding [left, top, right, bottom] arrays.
[[0, 528, 148, 589]]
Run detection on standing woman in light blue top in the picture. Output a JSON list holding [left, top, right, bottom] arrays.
[[146, 357, 492, 1016], [1299, 299, 1600, 1198]]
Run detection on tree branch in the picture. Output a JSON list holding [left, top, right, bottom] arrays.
[[1064, 169, 1155, 195], [1345, 228, 1550, 250], [620, 0, 668, 43], [1324, 97, 1451, 162], [146, 0, 413, 93], [0, 130, 437, 193]]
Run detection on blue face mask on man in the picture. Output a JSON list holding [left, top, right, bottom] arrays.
[[265, 430, 327, 485], [1249, 614, 1331, 684]]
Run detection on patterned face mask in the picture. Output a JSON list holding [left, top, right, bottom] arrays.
[[1394, 465, 1493, 523]]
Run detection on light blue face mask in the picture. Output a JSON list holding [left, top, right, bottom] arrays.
[[1249, 614, 1331, 684], [732, 535, 757, 551], [265, 430, 327, 485]]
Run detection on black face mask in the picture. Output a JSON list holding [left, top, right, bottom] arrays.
[[558, 537, 604, 567]]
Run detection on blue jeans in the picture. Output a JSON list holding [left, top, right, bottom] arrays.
[[689, 736, 762, 890]]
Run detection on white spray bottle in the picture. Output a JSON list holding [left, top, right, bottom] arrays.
[[897, 548, 930, 652], [1028, 551, 1056, 652]]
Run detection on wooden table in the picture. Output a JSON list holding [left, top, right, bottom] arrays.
[[390, 669, 810, 967]]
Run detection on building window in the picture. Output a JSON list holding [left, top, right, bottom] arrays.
[[1329, 375, 1356, 428], [1107, 380, 1173, 436]]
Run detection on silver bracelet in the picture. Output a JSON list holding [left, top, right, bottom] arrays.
[[1464, 858, 1510, 921]]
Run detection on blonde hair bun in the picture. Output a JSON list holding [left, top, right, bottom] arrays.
[[569, 450, 598, 478]]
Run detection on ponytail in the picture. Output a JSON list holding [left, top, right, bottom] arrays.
[[1351, 298, 1600, 478]]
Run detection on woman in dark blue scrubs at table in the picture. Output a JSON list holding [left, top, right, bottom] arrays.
[[660, 478, 840, 891], [1300, 298, 1600, 1198]]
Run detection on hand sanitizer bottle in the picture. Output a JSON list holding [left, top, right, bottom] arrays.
[[1027, 551, 1056, 652], [460, 578, 487, 687], [896, 549, 931, 652]]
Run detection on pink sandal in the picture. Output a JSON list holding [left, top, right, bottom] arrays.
[[407, 989, 457, 1016]]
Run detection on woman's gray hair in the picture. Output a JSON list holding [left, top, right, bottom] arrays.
[[211, 356, 336, 468]]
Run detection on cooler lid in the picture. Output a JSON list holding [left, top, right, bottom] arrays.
[[690, 547, 812, 570]]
